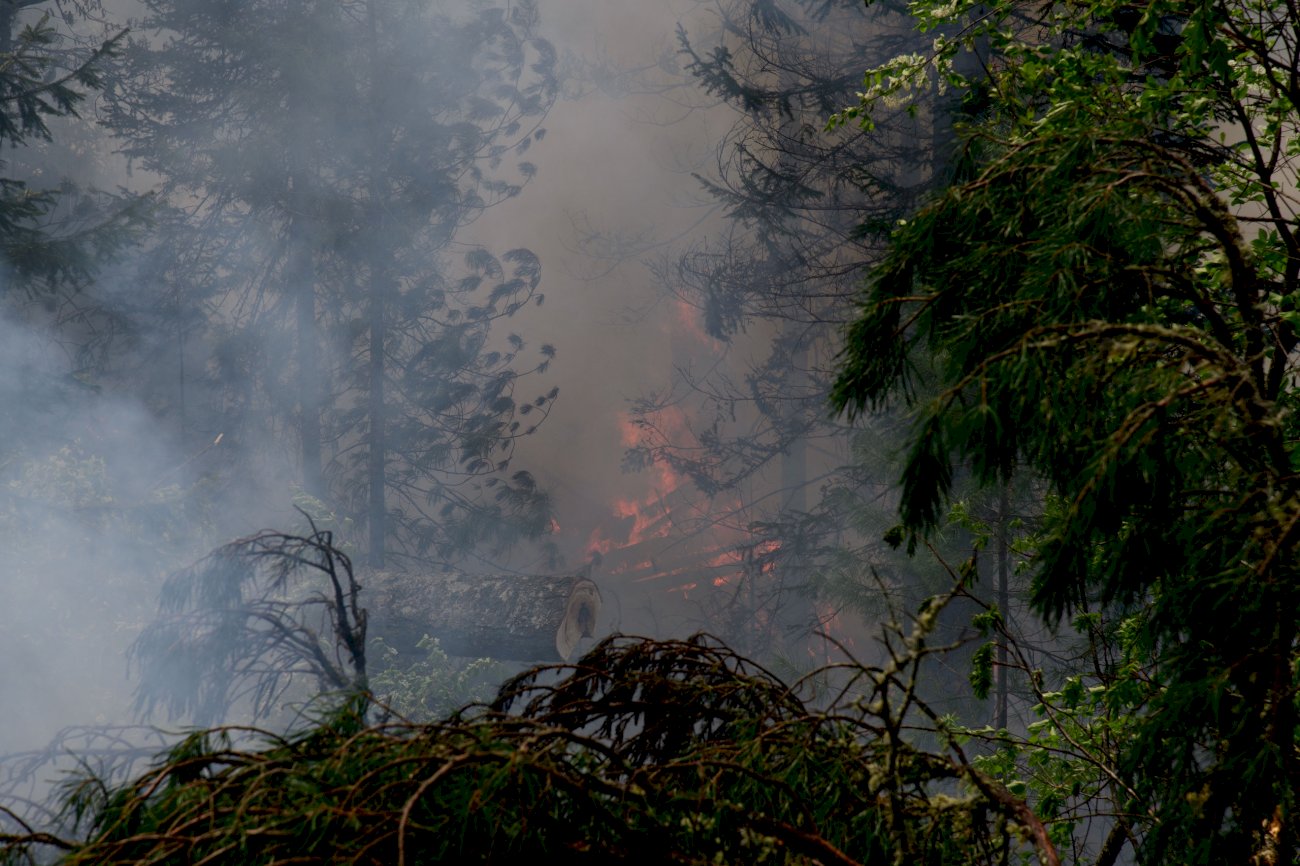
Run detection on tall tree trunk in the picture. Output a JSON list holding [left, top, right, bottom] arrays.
[[780, 329, 808, 516], [365, 0, 388, 567], [367, 260, 387, 567], [778, 321, 814, 643], [995, 481, 1010, 729], [773, 54, 816, 647], [0, 5, 13, 54], [289, 194, 324, 500]]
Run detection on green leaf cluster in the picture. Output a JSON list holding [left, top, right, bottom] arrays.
[[370, 635, 507, 723], [833, 0, 1300, 861]]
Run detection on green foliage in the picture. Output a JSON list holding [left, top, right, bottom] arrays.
[[3, 633, 1065, 866], [0, 16, 142, 298], [965, 610, 1158, 862], [968, 641, 994, 700], [833, 0, 1300, 861], [370, 635, 507, 723]]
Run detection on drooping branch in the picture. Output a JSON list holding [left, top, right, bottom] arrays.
[[130, 517, 368, 726]]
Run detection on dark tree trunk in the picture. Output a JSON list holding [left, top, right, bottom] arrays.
[[995, 481, 1010, 730], [366, 569, 602, 661], [365, 0, 388, 568], [290, 204, 324, 500], [366, 257, 388, 567]]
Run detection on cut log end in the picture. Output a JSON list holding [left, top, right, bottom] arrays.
[[556, 578, 602, 661]]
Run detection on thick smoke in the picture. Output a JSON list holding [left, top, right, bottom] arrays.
[[0, 0, 718, 752], [0, 309, 209, 754], [0, 0, 914, 769]]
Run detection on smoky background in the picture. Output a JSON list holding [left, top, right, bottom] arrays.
[[0, 0, 1054, 792]]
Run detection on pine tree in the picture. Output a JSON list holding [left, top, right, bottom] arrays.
[[106, 0, 559, 567], [0, 3, 138, 303]]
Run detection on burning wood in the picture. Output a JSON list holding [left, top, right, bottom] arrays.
[[366, 568, 601, 662]]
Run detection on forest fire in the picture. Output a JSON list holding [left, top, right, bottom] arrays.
[[582, 409, 691, 562], [578, 403, 793, 634], [0, 0, 1280, 858]]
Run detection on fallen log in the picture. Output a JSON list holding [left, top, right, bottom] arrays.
[[366, 568, 602, 662]]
